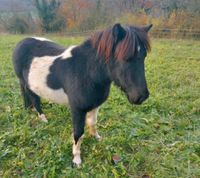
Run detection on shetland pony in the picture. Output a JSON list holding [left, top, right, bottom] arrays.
[[12, 23, 152, 167]]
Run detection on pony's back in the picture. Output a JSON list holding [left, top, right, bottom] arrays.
[[12, 38, 65, 78]]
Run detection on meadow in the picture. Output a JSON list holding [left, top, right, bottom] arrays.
[[0, 34, 200, 178]]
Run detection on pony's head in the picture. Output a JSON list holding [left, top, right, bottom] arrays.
[[92, 23, 152, 105]]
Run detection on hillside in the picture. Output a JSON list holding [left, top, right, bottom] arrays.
[[0, 0, 35, 12]]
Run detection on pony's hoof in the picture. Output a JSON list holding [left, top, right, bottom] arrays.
[[71, 162, 81, 168], [42, 118, 48, 123], [39, 114, 48, 123], [72, 156, 82, 168], [95, 133, 102, 141]]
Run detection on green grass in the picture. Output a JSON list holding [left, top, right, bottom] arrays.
[[0, 34, 200, 178]]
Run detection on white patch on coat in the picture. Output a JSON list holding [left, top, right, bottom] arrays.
[[86, 108, 102, 140], [32, 37, 52, 42], [86, 108, 99, 126], [61, 45, 77, 59], [28, 46, 76, 104], [72, 136, 83, 166]]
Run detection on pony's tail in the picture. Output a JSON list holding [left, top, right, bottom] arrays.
[[19, 79, 32, 109]]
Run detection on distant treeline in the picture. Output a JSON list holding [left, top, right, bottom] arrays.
[[0, 0, 200, 38]]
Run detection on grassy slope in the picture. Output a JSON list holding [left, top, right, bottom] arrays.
[[0, 35, 200, 178]]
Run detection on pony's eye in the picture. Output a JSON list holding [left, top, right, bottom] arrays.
[[137, 46, 141, 52]]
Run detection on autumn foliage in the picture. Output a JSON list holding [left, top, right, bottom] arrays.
[[1, 0, 200, 38], [59, 0, 93, 29]]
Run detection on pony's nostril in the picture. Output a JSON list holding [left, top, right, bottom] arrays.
[[131, 96, 143, 105], [138, 96, 145, 104], [134, 93, 149, 105], [127, 89, 149, 105]]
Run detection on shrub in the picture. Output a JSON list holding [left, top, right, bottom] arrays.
[[6, 17, 29, 34]]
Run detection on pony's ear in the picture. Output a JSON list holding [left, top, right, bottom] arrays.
[[112, 23, 126, 43], [142, 24, 153, 32]]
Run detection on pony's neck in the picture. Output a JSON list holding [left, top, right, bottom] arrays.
[[79, 39, 112, 85]]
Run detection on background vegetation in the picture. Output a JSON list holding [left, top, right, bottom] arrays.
[[0, 35, 200, 177], [0, 0, 200, 38]]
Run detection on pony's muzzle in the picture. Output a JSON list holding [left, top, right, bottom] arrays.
[[128, 90, 149, 105]]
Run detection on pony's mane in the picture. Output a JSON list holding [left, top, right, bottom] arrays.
[[91, 26, 151, 61]]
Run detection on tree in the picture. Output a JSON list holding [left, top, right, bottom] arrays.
[[34, 0, 65, 32], [60, 0, 93, 29]]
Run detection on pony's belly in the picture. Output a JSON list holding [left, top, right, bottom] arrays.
[[28, 57, 69, 105], [31, 85, 69, 105]]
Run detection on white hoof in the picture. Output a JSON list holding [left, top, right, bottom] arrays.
[[72, 155, 82, 167], [95, 133, 102, 141], [39, 114, 48, 123]]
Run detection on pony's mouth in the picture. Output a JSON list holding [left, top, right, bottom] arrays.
[[127, 92, 149, 105]]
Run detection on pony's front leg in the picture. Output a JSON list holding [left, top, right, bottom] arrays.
[[72, 109, 86, 167], [86, 108, 102, 141]]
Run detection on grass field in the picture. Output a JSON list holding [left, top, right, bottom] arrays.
[[0, 34, 200, 178]]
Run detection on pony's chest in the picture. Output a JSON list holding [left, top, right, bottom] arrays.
[[28, 57, 69, 105]]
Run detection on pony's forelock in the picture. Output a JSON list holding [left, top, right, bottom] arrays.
[[115, 27, 136, 60], [91, 25, 151, 61]]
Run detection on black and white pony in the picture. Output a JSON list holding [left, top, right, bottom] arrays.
[[12, 23, 152, 167]]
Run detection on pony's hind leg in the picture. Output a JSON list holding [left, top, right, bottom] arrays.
[[28, 90, 48, 123], [19, 79, 32, 109], [86, 108, 101, 141], [20, 80, 48, 122]]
